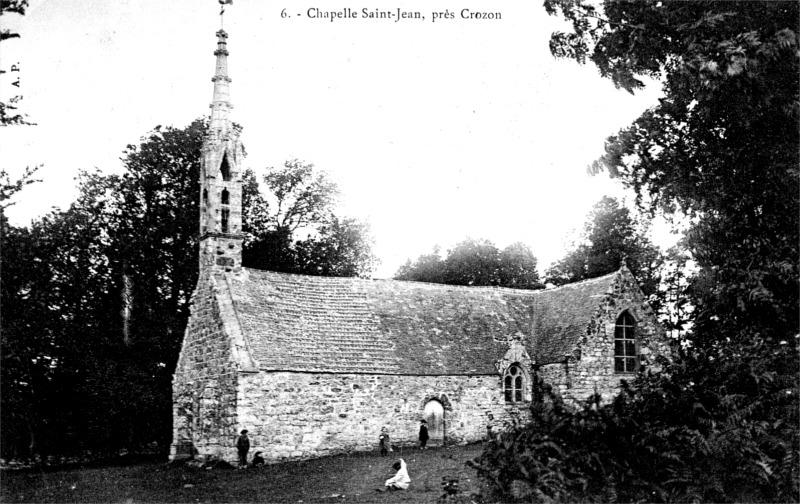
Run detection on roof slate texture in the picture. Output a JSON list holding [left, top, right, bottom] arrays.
[[531, 274, 616, 364], [224, 268, 618, 375]]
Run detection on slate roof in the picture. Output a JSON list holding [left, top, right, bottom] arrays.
[[224, 267, 619, 375], [531, 273, 617, 364]]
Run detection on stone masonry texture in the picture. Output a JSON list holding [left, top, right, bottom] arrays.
[[234, 372, 528, 463], [171, 271, 240, 459], [170, 265, 669, 463]]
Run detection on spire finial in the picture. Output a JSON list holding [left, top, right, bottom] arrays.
[[219, 0, 232, 28]]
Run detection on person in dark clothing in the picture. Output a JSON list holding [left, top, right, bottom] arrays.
[[418, 419, 429, 449], [251, 451, 265, 467], [236, 429, 250, 468], [379, 426, 392, 457]]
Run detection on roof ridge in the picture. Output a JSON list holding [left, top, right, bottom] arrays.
[[366, 277, 543, 295], [537, 270, 618, 294]]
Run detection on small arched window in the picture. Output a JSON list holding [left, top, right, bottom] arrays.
[[221, 208, 230, 234], [220, 154, 231, 181], [503, 364, 525, 403], [220, 189, 231, 233], [614, 311, 637, 373]]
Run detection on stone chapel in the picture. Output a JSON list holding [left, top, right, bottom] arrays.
[[169, 29, 671, 464]]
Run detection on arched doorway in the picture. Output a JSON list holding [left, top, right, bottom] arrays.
[[423, 400, 445, 446]]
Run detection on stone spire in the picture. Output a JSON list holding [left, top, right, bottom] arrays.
[[210, 29, 232, 133], [199, 27, 244, 274]]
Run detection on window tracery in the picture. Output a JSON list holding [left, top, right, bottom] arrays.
[[614, 311, 637, 373], [503, 364, 525, 403]]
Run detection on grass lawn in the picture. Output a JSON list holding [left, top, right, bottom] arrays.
[[1, 444, 488, 503]]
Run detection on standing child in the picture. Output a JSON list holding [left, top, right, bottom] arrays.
[[418, 419, 429, 449], [236, 429, 250, 469], [378, 426, 392, 457]]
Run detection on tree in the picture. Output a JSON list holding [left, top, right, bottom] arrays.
[[443, 238, 502, 287], [545, 196, 662, 298], [263, 158, 340, 234], [0, 216, 56, 459], [112, 120, 205, 350], [472, 4, 800, 501], [296, 217, 378, 277], [396, 239, 542, 289], [1, 193, 125, 459], [498, 242, 542, 290], [545, 0, 799, 348], [394, 246, 446, 284], [658, 245, 694, 344], [242, 159, 376, 277]]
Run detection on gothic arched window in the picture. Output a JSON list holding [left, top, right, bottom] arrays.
[[503, 364, 525, 403], [221, 188, 229, 205], [614, 311, 637, 373], [220, 154, 231, 181]]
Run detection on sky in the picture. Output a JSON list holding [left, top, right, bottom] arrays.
[[1, 0, 670, 278]]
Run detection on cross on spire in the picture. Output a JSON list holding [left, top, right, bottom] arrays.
[[219, 0, 233, 26]]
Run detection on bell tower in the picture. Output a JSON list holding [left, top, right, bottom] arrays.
[[199, 28, 244, 273]]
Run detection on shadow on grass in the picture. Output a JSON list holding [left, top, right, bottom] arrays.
[[1, 444, 488, 503]]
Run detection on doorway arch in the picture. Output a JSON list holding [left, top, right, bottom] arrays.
[[423, 400, 445, 446]]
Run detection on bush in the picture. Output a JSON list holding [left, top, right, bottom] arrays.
[[472, 349, 799, 503]]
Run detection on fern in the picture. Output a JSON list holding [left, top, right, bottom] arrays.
[[474, 342, 799, 502]]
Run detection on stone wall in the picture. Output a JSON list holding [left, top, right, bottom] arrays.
[[231, 372, 529, 463], [537, 362, 569, 397], [170, 272, 240, 460], [542, 269, 670, 405]]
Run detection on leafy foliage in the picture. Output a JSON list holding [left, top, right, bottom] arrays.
[[443, 238, 504, 287], [656, 245, 694, 343], [242, 159, 377, 277], [474, 359, 799, 503], [262, 158, 340, 233], [1, 121, 205, 458], [396, 238, 542, 289], [544, 196, 662, 298], [395, 246, 446, 284], [545, 0, 799, 349], [0, 165, 40, 208], [294, 216, 378, 277]]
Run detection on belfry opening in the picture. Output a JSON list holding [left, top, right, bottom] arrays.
[[220, 154, 231, 181]]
